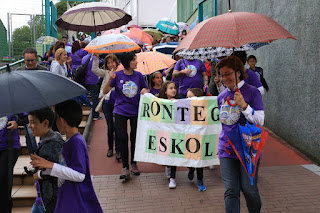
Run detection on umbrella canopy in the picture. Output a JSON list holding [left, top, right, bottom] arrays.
[[0, 70, 87, 117], [84, 34, 140, 54], [177, 42, 269, 60], [174, 11, 296, 53], [153, 42, 179, 55], [102, 27, 121, 35], [177, 22, 189, 32], [122, 28, 154, 45], [143, 28, 164, 41], [127, 24, 142, 30], [55, 2, 132, 32], [35, 36, 58, 46], [156, 17, 179, 35], [135, 52, 176, 75]]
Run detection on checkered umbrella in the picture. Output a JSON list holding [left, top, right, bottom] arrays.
[[177, 42, 269, 60], [174, 11, 296, 53]]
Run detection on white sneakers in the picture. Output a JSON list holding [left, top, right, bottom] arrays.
[[169, 178, 176, 189]]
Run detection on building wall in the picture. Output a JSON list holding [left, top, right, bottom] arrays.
[[104, 0, 177, 28], [0, 19, 8, 58]]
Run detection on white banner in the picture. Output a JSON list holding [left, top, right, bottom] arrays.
[[134, 93, 221, 168]]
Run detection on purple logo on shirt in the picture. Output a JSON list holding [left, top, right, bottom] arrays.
[[0, 117, 8, 130], [219, 100, 241, 125], [122, 81, 138, 98]]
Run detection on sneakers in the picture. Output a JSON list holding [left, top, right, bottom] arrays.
[[120, 168, 130, 179], [169, 178, 176, 189], [93, 115, 103, 121], [106, 149, 113, 157], [165, 166, 171, 178], [188, 169, 194, 181], [131, 163, 140, 175], [197, 180, 206, 192], [116, 152, 121, 161]]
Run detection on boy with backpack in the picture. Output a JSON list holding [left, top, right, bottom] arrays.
[[30, 100, 103, 213]]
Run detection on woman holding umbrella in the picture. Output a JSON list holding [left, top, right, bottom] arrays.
[[216, 56, 264, 213], [103, 52, 149, 180]]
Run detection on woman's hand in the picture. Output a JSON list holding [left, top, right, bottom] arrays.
[[109, 69, 115, 78], [7, 121, 18, 129], [141, 88, 150, 95], [234, 91, 248, 110], [30, 154, 54, 169]]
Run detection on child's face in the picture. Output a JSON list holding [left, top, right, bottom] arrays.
[[247, 58, 257, 69], [129, 56, 138, 70], [187, 91, 195, 98], [152, 73, 163, 87], [28, 115, 49, 138], [166, 83, 177, 99]]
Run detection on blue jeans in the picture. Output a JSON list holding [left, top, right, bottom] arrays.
[[102, 102, 119, 152], [31, 202, 45, 213], [86, 84, 100, 118], [220, 158, 261, 213]]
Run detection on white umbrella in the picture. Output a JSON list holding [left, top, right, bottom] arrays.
[[84, 34, 140, 54], [56, 2, 132, 32]]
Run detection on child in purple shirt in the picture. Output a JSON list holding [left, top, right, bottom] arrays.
[[247, 55, 269, 92], [149, 71, 163, 97], [103, 52, 149, 180], [31, 100, 103, 213]]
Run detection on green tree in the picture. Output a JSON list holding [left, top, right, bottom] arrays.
[[12, 26, 32, 59]]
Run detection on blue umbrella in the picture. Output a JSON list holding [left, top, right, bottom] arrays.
[[153, 42, 179, 55], [0, 70, 88, 117], [156, 17, 179, 35]]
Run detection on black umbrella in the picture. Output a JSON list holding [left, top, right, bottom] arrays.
[[0, 70, 87, 117]]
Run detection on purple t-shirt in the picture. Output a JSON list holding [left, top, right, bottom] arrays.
[[149, 88, 160, 97], [110, 70, 148, 117], [55, 132, 102, 213], [245, 69, 263, 89], [82, 55, 99, 85], [71, 49, 88, 74], [174, 59, 205, 95], [248, 67, 263, 81], [217, 82, 264, 159], [0, 115, 21, 151]]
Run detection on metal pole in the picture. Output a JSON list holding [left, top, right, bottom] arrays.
[[7, 13, 11, 59]]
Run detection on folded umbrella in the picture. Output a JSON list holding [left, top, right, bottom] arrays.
[[226, 122, 268, 185]]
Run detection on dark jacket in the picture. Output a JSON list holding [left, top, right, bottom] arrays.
[[36, 130, 64, 213], [16, 64, 48, 71]]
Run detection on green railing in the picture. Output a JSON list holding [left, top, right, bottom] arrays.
[[0, 59, 24, 72]]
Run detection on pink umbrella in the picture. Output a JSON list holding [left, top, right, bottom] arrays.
[[122, 28, 154, 45], [102, 27, 121, 35], [127, 24, 142, 30]]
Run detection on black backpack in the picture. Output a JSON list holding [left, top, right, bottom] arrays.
[[73, 55, 91, 85]]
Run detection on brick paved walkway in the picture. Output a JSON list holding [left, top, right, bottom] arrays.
[[89, 117, 320, 212]]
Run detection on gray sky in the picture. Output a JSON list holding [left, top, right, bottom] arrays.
[[0, 0, 59, 31]]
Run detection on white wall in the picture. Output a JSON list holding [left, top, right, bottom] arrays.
[[103, 0, 177, 28]]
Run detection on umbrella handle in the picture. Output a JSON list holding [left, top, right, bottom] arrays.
[[24, 165, 39, 175], [227, 88, 240, 106]]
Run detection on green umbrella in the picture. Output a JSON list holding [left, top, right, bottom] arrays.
[[143, 29, 164, 41], [36, 36, 58, 45]]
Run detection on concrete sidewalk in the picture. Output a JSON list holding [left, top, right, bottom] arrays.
[[89, 116, 320, 213]]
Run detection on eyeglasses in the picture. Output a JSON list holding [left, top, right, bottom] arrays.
[[219, 71, 235, 78], [24, 59, 37, 63]]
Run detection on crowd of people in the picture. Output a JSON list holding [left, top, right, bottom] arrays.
[[0, 25, 271, 212]]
